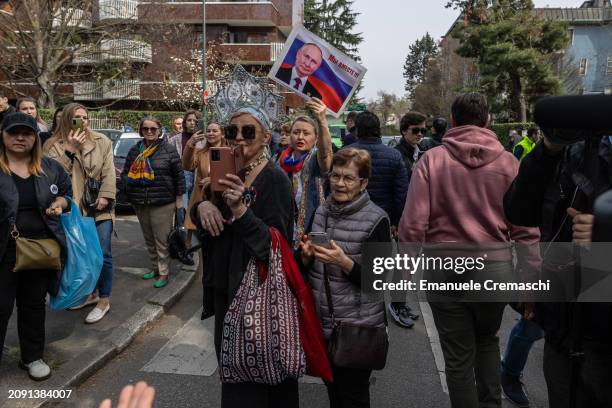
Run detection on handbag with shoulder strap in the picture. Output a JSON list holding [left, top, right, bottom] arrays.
[[11, 224, 61, 272], [323, 269, 389, 370]]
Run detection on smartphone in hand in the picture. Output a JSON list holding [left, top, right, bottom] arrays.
[[72, 118, 83, 131], [309, 232, 332, 249], [210, 147, 245, 193]]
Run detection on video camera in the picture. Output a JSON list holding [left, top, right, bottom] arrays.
[[534, 94, 612, 144]]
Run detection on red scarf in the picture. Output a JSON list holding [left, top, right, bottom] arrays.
[[279, 147, 308, 174]]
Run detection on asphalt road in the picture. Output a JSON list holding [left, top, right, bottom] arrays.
[[47, 216, 550, 408]]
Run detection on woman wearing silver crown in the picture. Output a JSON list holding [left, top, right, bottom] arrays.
[[191, 69, 298, 406]]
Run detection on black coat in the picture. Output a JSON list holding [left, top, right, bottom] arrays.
[[0, 157, 72, 294], [121, 139, 186, 206], [504, 138, 612, 352], [275, 66, 323, 100]]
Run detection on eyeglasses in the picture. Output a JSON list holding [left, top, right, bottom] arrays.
[[410, 127, 427, 135], [329, 172, 363, 185], [225, 124, 257, 140], [142, 127, 159, 133]]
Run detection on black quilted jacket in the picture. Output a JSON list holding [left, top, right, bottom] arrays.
[[121, 139, 185, 206]]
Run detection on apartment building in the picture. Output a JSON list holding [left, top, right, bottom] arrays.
[[0, 0, 304, 109]]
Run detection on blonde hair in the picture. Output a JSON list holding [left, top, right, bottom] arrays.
[[45, 103, 91, 152], [291, 116, 319, 137], [1, 128, 44, 176]]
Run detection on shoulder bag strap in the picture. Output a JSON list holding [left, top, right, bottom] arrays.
[[323, 268, 335, 327]]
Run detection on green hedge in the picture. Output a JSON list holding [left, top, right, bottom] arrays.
[[489, 122, 535, 149]]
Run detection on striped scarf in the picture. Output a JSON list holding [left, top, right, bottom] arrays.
[[127, 142, 158, 185]]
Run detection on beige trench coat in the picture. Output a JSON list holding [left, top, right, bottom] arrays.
[[44, 131, 116, 223]]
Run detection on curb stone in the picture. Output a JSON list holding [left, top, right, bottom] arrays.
[[26, 268, 197, 408]]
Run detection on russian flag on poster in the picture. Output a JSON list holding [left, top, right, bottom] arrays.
[[269, 25, 367, 118]]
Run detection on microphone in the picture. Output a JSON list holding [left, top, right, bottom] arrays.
[[533, 95, 612, 143]]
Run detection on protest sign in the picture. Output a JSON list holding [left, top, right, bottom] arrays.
[[269, 25, 367, 117]]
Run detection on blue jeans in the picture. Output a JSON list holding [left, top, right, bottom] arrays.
[[182, 170, 194, 208], [501, 317, 545, 377], [95, 220, 114, 298]]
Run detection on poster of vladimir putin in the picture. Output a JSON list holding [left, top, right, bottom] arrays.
[[269, 25, 367, 118]]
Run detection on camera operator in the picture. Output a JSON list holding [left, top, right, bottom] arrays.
[[504, 133, 612, 407]]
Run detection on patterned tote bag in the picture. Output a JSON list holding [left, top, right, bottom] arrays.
[[221, 228, 306, 385]]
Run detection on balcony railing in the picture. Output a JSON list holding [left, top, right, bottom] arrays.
[[103, 80, 140, 100], [74, 82, 103, 101], [52, 8, 92, 28], [269, 42, 284, 62], [72, 44, 100, 64], [100, 39, 152, 63], [99, 0, 138, 20], [73, 80, 140, 100]]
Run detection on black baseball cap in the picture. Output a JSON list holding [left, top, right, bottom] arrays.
[[2, 112, 38, 134]]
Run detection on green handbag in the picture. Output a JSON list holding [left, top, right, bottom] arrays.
[[11, 224, 61, 272]]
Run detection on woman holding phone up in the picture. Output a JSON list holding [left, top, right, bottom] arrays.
[[44, 103, 116, 324], [181, 121, 227, 231], [298, 147, 390, 408]]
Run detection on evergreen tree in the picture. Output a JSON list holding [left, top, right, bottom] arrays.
[[403, 33, 438, 98], [446, 0, 569, 121]]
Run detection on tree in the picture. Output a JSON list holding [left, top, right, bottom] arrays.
[[0, 1, 162, 109], [367, 91, 411, 131], [412, 37, 479, 119], [402, 33, 438, 98], [304, 0, 364, 100], [447, 0, 569, 121]]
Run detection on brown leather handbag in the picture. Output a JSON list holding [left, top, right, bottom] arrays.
[[323, 270, 389, 370], [11, 225, 61, 273]]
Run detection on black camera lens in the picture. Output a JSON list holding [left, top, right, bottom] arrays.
[[211, 150, 220, 161]]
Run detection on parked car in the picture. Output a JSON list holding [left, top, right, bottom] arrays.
[[113, 132, 142, 211], [382, 135, 401, 147], [94, 129, 123, 145]]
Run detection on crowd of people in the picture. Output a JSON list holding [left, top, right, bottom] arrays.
[[0, 84, 610, 408]]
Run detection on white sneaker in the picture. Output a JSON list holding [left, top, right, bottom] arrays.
[[85, 304, 110, 324], [20, 359, 51, 381]]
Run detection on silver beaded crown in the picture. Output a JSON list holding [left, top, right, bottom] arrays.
[[210, 65, 287, 129]]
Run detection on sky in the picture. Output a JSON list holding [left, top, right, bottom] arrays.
[[354, 0, 585, 101]]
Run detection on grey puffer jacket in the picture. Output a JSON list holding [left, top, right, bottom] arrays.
[[308, 191, 387, 338]]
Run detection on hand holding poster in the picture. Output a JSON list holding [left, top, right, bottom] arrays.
[[268, 25, 367, 118]]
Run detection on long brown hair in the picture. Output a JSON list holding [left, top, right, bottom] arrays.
[[15, 97, 47, 128], [0, 128, 44, 176], [44, 103, 91, 152]]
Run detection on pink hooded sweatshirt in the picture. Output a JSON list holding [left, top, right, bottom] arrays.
[[399, 125, 540, 249]]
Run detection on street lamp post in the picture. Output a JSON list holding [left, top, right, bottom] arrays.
[[201, 0, 207, 129]]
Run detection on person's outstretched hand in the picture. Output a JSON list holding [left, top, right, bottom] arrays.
[[98, 382, 156, 408]]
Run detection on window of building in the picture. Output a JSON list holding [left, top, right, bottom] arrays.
[[579, 58, 588, 76], [607, 57, 612, 75]]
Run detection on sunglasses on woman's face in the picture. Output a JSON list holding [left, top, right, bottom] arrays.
[[142, 127, 159, 133], [225, 124, 257, 140], [411, 127, 427, 135]]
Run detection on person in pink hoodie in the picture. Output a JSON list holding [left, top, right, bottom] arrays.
[[398, 93, 540, 408]]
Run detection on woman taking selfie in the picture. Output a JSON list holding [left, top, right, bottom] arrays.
[[44, 103, 116, 324], [299, 147, 390, 408], [0, 113, 71, 381], [192, 106, 295, 408], [121, 117, 185, 288]]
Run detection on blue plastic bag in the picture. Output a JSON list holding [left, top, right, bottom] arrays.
[[50, 197, 103, 310]]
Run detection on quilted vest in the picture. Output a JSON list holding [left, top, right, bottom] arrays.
[[309, 191, 388, 338]]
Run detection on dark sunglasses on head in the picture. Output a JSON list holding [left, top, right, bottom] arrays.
[[411, 127, 427, 135], [225, 124, 257, 140]]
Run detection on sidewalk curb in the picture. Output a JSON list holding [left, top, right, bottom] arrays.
[[34, 269, 197, 408]]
